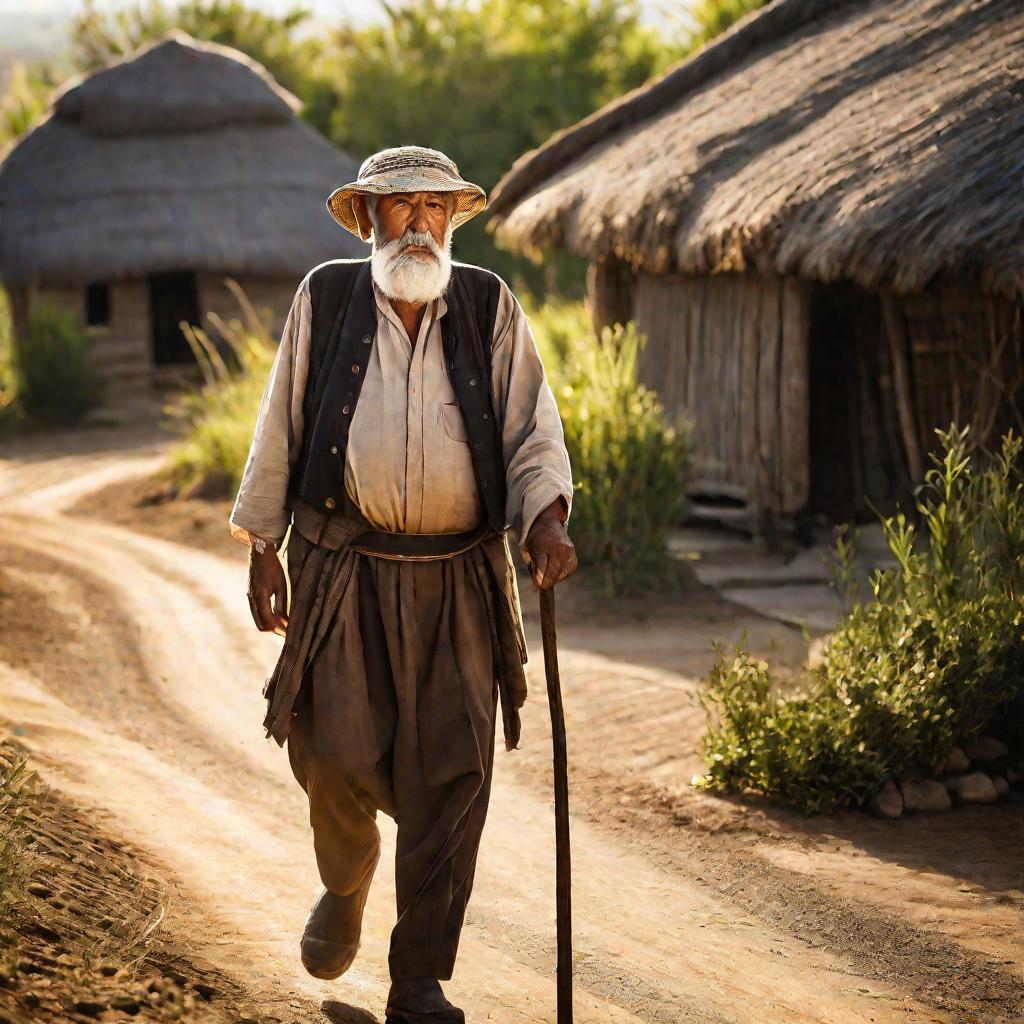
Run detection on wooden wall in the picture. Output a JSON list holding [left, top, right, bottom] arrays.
[[893, 287, 1022, 475], [631, 272, 810, 533]]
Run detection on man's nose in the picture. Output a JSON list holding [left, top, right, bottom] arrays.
[[410, 203, 431, 234]]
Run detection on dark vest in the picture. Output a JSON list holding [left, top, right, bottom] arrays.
[[287, 258, 508, 533]]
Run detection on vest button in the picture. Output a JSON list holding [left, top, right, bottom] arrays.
[[482, 412, 489, 419], [469, 377, 478, 386], [362, 334, 372, 345], [324, 497, 336, 509], [449, 361, 455, 370], [330, 445, 339, 455], [482, 481, 489, 489], [342, 405, 350, 415], [351, 363, 360, 373]]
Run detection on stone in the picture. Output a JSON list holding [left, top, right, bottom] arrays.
[[992, 774, 1010, 796], [1005, 766, 1021, 783], [962, 736, 1009, 762], [900, 781, 925, 811], [901, 780, 951, 812], [870, 780, 903, 818], [944, 746, 971, 773], [955, 772, 998, 804], [919, 780, 952, 811]]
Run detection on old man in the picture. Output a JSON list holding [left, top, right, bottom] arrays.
[[228, 146, 576, 1024]]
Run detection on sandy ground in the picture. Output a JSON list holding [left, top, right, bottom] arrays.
[[1, 424, 1022, 1024]]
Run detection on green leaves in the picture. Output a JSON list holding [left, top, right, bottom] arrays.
[[700, 425, 1024, 815], [14, 299, 103, 427], [528, 300, 691, 596]]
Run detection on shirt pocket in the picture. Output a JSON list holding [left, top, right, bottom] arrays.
[[439, 401, 470, 444]]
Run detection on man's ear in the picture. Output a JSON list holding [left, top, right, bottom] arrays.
[[351, 194, 374, 242]]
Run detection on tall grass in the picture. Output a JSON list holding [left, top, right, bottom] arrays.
[[528, 298, 691, 595], [0, 748, 33, 975], [697, 425, 1024, 814], [165, 279, 276, 494]]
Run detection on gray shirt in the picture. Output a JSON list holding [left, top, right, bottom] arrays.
[[228, 264, 573, 558]]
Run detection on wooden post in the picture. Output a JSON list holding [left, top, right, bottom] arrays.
[[881, 292, 924, 484]]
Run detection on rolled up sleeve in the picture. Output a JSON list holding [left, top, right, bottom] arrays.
[[490, 279, 573, 558], [227, 275, 312, 549]]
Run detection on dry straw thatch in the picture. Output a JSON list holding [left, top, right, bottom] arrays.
[[0, 31, 366, 286], [489, 0, 1024, 299]]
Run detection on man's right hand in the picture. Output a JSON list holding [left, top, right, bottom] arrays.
[[247, 544, 289, 636]]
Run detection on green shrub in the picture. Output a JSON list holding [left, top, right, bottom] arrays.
[[14, 298, 103, 426], [696, 426, 1024, 814], [164, 282, 276, 493], [528, 299, 691, 595]]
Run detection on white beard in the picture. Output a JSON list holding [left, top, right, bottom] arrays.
[[370, 226, 453, 304]]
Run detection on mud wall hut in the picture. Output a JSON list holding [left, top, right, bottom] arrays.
[[0, 31, 366, 404], [489, 0, 1024, 534]]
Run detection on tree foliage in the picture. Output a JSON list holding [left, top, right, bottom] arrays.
[[326, 0, 678, 286], [685, 0, 769, 51]]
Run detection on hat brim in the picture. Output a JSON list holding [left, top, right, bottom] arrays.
[[326, 171, 487, 237]]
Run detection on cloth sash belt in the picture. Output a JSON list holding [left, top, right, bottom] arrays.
[[291, 495, 494, 561]]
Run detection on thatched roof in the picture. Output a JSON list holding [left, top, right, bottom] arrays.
[[0, 31, 366, 286], [489, 0, 1024, 298]]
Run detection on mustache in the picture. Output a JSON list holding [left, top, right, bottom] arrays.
[[377, 229, 444, 262]]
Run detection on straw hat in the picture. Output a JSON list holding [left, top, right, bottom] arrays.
[[326, 145, 487, 237]]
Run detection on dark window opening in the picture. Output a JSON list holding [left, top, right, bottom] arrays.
[[85, 282, 110, 326], [148, 270, 201, 366]]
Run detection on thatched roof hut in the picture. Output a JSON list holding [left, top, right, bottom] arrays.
[[490, 0, 1024, 534], [0, 31, 365, 399]]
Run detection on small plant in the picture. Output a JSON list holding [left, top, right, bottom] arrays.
[[14, 297, 103, 426], [697, 426, 1024, 814], [0, 748, 34, 978], [528, 299, 691, 595]]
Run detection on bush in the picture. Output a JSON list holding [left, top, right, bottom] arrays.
[[696, 426, 1024, 814], [528, 299, 691, 595], [164, 282, 276, 494], [14, 298, 103, 426]]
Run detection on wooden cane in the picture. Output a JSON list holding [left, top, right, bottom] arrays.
[[539, 585, 573, 1023]]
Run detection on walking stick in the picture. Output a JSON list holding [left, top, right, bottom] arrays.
[[539, 585, 573, 1024]]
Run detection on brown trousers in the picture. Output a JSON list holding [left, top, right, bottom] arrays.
[[284, 531, 500, 981]]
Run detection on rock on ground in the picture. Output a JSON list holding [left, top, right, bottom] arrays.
[[900, 780, 951, 812], [871, 780, 903, 818], [937, 747, 971, 774], [962, 736, 1009, 763], [954, 772, 999, 804]]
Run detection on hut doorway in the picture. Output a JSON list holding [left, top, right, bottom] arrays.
[[148, 270, 200, 365], [805, 282, 907, 524]]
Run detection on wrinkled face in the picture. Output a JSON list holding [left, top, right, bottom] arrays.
[[371, 191, 454, 250], [360, 191, 456, 304]]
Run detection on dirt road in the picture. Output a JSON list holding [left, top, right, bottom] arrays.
[[1, 427, 1022, 1024]]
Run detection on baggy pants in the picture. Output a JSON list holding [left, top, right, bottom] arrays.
[[284, 532, 501, 981]]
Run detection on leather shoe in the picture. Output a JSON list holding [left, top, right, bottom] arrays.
[[299, 865, 376, 980], [385, 977, 465, 1023]]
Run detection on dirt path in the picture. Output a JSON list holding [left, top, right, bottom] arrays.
[[1, 427, 1021, 1024]]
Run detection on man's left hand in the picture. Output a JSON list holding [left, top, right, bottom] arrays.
[[525, 498, 577, 590]]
